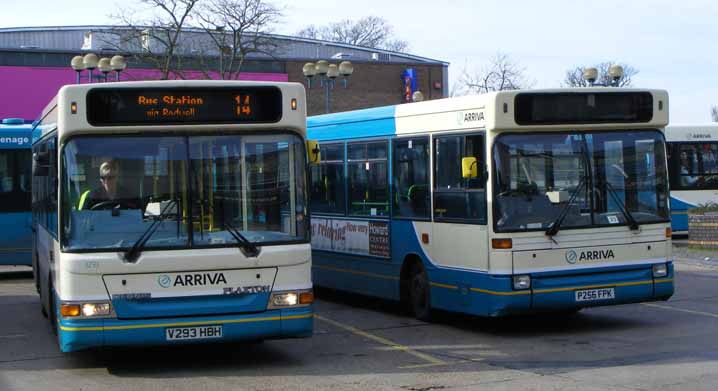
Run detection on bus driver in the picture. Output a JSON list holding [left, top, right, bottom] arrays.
[[78, 160, 137, 210]]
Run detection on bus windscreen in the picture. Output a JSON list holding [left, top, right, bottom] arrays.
[[515, 92, 653, 125], [86, 86, 283, 126]]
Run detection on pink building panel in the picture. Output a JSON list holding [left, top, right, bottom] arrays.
[[0, 66, 288, 121]]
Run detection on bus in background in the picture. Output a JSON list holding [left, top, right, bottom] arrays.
[[34, 81, 314, 352], [308, 89, 673, 320], [664, 124, 718, 235], [0, 118, 32, 266]]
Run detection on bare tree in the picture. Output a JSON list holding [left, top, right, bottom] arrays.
[[297, 16, 409, 52], [563, 62, 638, 87], [712, 106, 718, 122], [110, 0, 200, 79], [195, 0, 283, 80], [455, 53, 533, 95]]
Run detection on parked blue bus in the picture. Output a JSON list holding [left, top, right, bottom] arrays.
[[664, 124, 718, 235], [308, 89, 673, 319], [0, 118, 32, 266]]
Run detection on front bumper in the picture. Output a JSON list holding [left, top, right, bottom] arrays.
[[487, 263, 674, 316], [57, 306, 313, 352]]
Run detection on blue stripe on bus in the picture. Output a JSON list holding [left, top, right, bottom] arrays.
[[307, 106, 397, 141], [312, 218, 674, 317]]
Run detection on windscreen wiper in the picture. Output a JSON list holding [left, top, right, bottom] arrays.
[[123, 199, 178, 263], [545, 175, 586, 237], [604, 182, 640, 230], [223, 220, 260, 257]]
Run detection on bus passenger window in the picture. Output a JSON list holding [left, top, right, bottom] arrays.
[[310, 143, 345, 214], [433, 134, 486, 223], [347, 141, 388, 216], [393, 137, 429, 219]]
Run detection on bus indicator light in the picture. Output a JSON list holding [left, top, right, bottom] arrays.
[[299, 291, 314, 304], [665, 227, 672, 238], [492, 238, 512, 249], [70, 102, 77, 114], [421, 233, 429, 244], [60, 304, 81, 317]]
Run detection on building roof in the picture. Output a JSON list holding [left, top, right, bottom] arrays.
[[0, 25, 448, 66]]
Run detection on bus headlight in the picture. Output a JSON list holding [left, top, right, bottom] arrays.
[[82, 303, 111, 317], [268, 290, 314, 309], [652, 263, 668, 278], [60, 302, 112, 318], [512, 275, 531, 290]]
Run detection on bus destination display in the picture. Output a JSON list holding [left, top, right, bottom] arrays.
[[87, 87, 283, 126], [515, 92, 654, 125]]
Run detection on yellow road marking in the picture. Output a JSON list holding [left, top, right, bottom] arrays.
[[315, 314, 446, 366], [641, 303, 718, 318], [60, 313, 313, 332]]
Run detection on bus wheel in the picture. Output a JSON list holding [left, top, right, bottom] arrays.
[[409, 262, 432, 321]]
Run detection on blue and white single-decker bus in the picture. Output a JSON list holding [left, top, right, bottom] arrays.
[[664, 124, 718, 235], [308, 88, 674, 319], [33, 81, 314, 352]]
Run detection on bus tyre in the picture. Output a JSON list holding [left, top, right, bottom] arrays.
[[409, 262, 432, 321]]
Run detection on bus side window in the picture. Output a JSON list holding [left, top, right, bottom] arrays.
[[347, 141, 389, 217], [309, 143, 345, 214], [433, 134, 487, 223], [393, 137, 430, 219]]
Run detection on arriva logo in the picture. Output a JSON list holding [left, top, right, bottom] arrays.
[[158, 275, 172, 288], [565, 249, 616, 264], [565, 250, 578, 264]]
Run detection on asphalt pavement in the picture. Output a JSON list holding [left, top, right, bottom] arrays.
[[0, 248, 716, 391]]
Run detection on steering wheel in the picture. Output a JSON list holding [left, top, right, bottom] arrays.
[[89, 200, 136, 210]]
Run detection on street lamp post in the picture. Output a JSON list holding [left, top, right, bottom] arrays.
[[98, 57, 111, 82], [70, 55, 85, 84], [70, 54, 127, 83], [583, 65, 624, 87], [303, 60, 354, 114], [110, 55, 127, 81], [83, 53, 98, 83]]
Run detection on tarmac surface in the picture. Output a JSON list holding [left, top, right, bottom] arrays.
[[0, 246, 716, 391]]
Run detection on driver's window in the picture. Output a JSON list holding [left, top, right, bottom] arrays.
[[433, 133, 486, 223]]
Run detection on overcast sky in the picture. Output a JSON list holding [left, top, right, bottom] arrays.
[[1, 0, 716, 123]]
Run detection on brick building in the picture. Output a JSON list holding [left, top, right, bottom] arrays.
[[0, 26, 448, 120]]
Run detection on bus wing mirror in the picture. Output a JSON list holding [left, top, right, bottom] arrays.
[[462, 157, 478, 179], [307, 140, 321, 164], [32, 151, 49, 176]]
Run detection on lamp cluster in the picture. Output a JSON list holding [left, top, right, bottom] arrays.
[[302, 60, 354, 114], [302, 60, 354, 88], [582, 64, 624, 87], [71, 53, 127, 83]]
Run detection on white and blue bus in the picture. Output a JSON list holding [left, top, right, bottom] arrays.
[[33, 81, 314, 352], [308, 89, 674, 319], [0, 118, 32, 266], [664, 124, 718, 235]]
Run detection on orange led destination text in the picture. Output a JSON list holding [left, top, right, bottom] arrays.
[[138, 95, 205, 119]]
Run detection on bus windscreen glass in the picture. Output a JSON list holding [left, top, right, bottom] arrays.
[[86, 87, 283, 126], [515, 92, 653, 125]]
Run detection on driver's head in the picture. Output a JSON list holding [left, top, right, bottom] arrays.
[[99, 161, 119, 198]]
